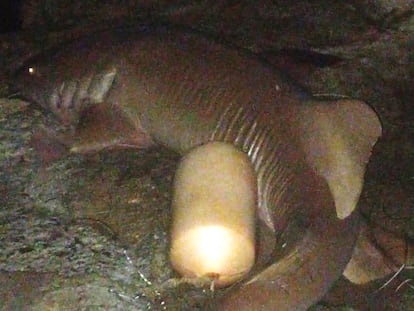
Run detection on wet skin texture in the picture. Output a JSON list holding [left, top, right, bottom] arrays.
[[10, 26, 381, 310]]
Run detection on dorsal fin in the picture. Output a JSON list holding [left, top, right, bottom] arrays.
[[297, 99, 382, 219]]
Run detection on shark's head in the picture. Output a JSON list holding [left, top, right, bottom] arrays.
[[10, 50, 77, 125], [10, 41, 118, 126]]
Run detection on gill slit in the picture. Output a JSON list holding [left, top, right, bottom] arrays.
[[74, 73, 94, 110]]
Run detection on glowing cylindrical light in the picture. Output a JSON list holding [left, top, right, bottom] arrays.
[[170, 142, 256, 287]]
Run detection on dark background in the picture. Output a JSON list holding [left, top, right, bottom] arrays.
[[0, 0, 22, 33]]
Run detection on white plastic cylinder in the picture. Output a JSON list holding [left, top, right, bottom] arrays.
[[170, 142, 256, 287]]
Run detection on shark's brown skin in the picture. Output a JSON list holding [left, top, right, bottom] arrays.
[[10, 26, 381, 310]]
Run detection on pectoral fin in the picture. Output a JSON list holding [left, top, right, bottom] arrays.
[[298, 99, 382, 219], [70, 104, 154, 154]]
